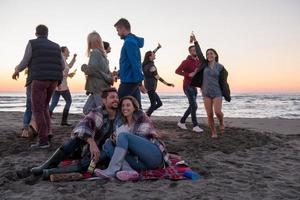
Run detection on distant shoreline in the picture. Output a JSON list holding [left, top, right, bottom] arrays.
[[0, 91, 300, 95]]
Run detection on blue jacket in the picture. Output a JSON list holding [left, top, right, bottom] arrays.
[[119, 34, 144, 83]]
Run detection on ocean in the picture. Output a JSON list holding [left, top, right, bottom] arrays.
[[0, 92, 299, 119]]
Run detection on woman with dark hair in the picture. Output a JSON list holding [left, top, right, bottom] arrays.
[[49, 46, 76, 126], [142, 49, 174, 116], [190, 34, 231, 138], [94, 96, 170, 181]]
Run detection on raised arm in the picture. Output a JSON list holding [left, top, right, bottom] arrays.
[[190, 35, 206, 64], [68, 54, 77, 68]]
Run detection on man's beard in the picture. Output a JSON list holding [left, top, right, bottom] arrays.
[[111, 103, 119, 110]]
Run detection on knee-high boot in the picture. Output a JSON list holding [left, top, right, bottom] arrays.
[[61, 109, 71, 126], [94, 147, 127, 179], [31, 148, 66, 175]]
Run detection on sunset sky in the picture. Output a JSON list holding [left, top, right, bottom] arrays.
[[0, 0, 299, 93]]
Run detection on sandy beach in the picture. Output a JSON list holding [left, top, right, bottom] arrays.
[[0, 112, 299, 200]]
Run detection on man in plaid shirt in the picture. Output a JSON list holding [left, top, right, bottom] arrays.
[[31, 88, 120, 177]]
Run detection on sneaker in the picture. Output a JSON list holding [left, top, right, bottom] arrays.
[[116, 170, 139, 181], [30, 142, 51, 149], [192, 126, 204, 133], [177, 122, 187, 130]]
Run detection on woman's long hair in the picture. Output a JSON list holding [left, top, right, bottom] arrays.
[[119, 96, 139, 123], [86, 31, 106, 57], [142, 51, 153, 66], [206, 48, 219, 62]]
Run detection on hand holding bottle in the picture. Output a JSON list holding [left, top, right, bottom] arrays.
[[190, 31, 197, 43]]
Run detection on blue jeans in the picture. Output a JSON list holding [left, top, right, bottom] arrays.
[[118, 83, 141, 108], [23, 84, 32, 130], [49, 90, 72, 113], [146, 90, 162, 116], [83, 93, 102, 115], [101, 133, 163, 171], [180, 85, 198, 127]]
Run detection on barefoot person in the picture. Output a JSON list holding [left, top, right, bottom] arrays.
[[114, 18, 145, 108], [49, 46, 77, 126], [82, 31, 114, 115], [190, 34, 231, 138], [142, 47, 174, 117], [31, 88, 120, 178], [95, 96, 170, 181], [12, 69, 37, 138], [175, 45, 204, 133]]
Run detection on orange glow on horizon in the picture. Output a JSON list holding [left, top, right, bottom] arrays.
[[1, 71, 299, 94]]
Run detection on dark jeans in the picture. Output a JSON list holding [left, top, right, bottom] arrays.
[[23, 84, 32, 129], [180, 85, 198, 127], [49, 89, 72, 113], [31, 80, 57, 144], [146, 90, 162, 116], [118, 83, 141, 108], [60, 138, 90, 171]]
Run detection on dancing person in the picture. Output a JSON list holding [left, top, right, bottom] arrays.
[[31, 88, 120, 178], [114, 18, 145, 108], [13, 24, 64, 149], [190, 34, 231, 138], [82, 31, 114, 115], [94, 96, 170, 181], [175, 45, 204, 133], [142, 49, 174, 117], [49, 46, 77, 126]]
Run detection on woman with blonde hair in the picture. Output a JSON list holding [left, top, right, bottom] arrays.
[[82, 31, 114, 114]]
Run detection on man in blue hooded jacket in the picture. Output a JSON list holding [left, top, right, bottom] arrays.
[[114, 18, 144, 107]]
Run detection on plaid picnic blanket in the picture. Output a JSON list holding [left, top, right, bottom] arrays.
[[139, 157, 191, 180], [59, 154, 194, 181]]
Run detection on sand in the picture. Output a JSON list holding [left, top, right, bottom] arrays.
[[0, 112, 299, 200]]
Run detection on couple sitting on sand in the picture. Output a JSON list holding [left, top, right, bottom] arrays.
[[31, 87, 170, 181]]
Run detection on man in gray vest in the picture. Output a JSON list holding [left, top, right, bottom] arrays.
[[13, 24, 64, 149]]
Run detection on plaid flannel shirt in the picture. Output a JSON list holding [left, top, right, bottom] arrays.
[[71, 106, 111, 145]]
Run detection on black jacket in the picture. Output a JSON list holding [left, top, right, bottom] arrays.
[[191, 41, 231, 102], [29, 37, 63, 83]]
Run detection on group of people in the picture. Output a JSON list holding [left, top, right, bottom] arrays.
[[12, 18, 230, 180], [176, 34, 231, 138]]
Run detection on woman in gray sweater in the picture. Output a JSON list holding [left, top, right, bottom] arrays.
[[82, 31, 114, 114]]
